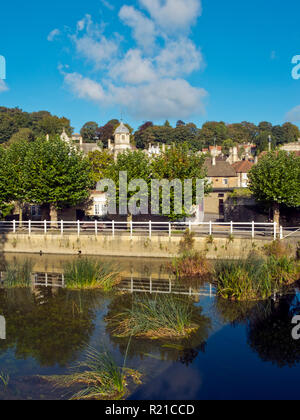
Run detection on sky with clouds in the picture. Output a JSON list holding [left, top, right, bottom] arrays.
[[1, 0, 300, 131]]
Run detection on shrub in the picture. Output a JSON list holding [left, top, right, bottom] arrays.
[[169, 251, 211, 279], [179, 229, 195, 254]]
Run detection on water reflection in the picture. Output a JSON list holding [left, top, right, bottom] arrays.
[[0, 288, 99, 367]]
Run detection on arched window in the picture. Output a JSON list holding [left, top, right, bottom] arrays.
[[122, 135, 126, 140]]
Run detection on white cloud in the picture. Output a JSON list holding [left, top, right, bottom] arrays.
[[139, 0, 202, 34], [47, 29, 61, 42], [285, 105, 300, 122], [63, 72, 106, 102], [59, 1, 207, 121], [71, 15, 119, 68], [110, 49, 156, 84], [113, 78, 207, 119], [119, 6, 156, 52], [0, 80, 8, 93], [156, 39, 203, 77], [100, 0, 114, 11]]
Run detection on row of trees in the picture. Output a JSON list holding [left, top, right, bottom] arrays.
[[0, 136, 93, 221], [80, 119, 300, 153], [0, 107, 72, 144]]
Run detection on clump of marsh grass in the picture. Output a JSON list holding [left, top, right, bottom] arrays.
[[215, 253, 300, 302], [64, 258, 121, 291], [169, 251, 212, 280], [42, 347, 141, 400], [107, 294, 205, 340], [1, 260, 33, 288]]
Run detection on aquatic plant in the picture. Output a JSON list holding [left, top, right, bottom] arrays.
[[0, 372, 10, 388], [1, 260, 33, 288], [169, 251, 211, 279], [215, 254, 300, 301], [107, 293, 205, 339], [64, 258, 121, 291], [42, 347, 141, 400]]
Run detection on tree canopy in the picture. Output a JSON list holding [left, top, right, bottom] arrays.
[[248, 151, 300, 224]]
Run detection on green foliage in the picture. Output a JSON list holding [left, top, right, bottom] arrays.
[[80, 122, 99, 143], [21, 136, 93, 210], [88, 149, 114, 183], [248, 151, 300, 209], [64, 258, 121, 291]]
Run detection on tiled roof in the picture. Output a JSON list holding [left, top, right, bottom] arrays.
[[232, 160, 254, 173], [204, 158, 237, 177]]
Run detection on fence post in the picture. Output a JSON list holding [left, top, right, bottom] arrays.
[[274, 222, 277, 240], [209, 221, 212, 236], [130, 220, 133, 239], [77, 220, 80, 237], [230, 221, 233, 235], [95, 220, 98, 236], [112, 220, 115, 238], [149, 221, 152, 239], [189, 221, 192, 233], [61, 220, 64, 236], [28, 220, 31, 236], [252, 221, 255, 239], [280, 226, 283, 240], [44, 220, 47, 235], [169, 222, 172, 239], [13, 220, 16, 234]]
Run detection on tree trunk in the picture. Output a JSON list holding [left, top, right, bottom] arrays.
[[50, 204, 58, 228], [273, 203, 280, 231], [18, 203, 23, 228]]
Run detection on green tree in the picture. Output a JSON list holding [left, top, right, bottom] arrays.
[[88, 149, 114, 183], [22, 136, 93, 222], [151, 143, 210, 220], [80, 121, 99, 143], [0, 146, 13, 218], [248, 151, 300, 225]]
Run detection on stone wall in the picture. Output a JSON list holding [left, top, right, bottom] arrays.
[[2, 233, 298, 259]]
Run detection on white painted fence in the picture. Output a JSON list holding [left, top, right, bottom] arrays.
[[0, 220, 293, 240]]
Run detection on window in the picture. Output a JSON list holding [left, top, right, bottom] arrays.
[[122, 135, 125, 140], [222, 178, 229, 186], [94, 204, 107, 216]]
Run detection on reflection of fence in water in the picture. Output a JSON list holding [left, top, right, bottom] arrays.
[[118, 277, 216, 298], [6, 272, 216, 298], [33, 272, 65, 288]]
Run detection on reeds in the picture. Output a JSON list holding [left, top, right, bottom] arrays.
[[64, 258, 121, 291], [107, 294, 203, 339], [1, 260, 33, 288], [215, 254, 300, 301], [43, 347, 141, 400]]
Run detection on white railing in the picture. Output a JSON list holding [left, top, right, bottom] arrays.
[[0, 220, 290, 240]]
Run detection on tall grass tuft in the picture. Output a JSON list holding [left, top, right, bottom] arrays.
[[42, 347, 141, 400], [215, 253, 300, 301], [107, 294, 204, 339], [2, 260, 33, 288], [64, 258, 121, 291]]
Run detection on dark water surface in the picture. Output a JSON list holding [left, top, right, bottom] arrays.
[[0, 254, 299, 400]]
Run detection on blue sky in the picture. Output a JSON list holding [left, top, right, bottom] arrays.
[[1, 0, 300, 132]]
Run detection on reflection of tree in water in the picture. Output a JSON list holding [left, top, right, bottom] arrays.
[[105, 293, 211, 366], [214, 297, 258, 326], [247, 293, 300, 368], [0, 288, 101, 367]]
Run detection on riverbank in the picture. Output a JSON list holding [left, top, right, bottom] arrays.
[[1, 233, 298, 259]]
